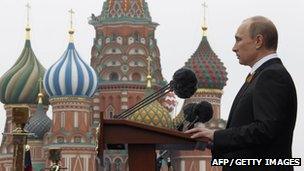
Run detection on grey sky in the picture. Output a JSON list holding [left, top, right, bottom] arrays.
[[0, 0, 303, 169]]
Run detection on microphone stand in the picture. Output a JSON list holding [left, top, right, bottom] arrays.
[[115, 82, 172, 119]]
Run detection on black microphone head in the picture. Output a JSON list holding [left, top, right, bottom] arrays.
[[182, 103, 197, 122], [194, 101, 213, 123], [172, 68, 197, 99]]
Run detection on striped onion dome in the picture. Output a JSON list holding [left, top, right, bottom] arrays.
[[44, 33, 98, 97], [25, 93, 51, 140], [185, 36, 228, 89], [0, 28, 47, 104]]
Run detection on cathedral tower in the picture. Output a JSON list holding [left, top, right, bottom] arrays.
[[0, 4, 47, 170], [24, 85, 51, 171], [43, 10, 98, 171], [89, 0, 165, 123], [172, 2, 228, 171]]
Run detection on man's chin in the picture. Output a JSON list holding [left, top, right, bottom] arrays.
[[238, 60, 246, 66]]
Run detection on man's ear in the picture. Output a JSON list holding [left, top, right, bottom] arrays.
[[255, 34, 263, 49]]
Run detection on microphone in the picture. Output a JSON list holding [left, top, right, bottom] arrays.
[[176, 103, 196, 131], [194, 101, 213, 123], [115, 67, 198, 119], [158, 101, 213, 167], [172, 67, 198, 99], [176, 101, 213, 131]]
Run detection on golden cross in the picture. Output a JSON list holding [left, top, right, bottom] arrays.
[[68, 9, 75, 30], [202, 1, 208, 27], [38, 77, 44, 104], [38, 77, 42, 93], [26, 2, 31, 27]]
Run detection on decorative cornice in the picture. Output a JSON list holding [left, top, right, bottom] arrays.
[[196, 88, 223, 94], [44, 144, 96, 149], [49, 96, 91, 102]]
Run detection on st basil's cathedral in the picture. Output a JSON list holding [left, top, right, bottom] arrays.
[[0, 0, 228, 171]]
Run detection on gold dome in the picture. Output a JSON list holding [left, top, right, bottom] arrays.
[[128, 100, 173, 129], [172, 111, 184, 129]]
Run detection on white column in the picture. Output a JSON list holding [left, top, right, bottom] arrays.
[[199, 160, 206, 171], [4, 164, 12, 171], [81, 154, 90, 170], [74, 112, 78, 128], [181, 160, 185, 171]]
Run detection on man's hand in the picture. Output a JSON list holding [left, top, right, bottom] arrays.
[[184, 127, 215, 141]]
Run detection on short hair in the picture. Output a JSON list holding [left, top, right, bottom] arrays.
[[244, 16, 278, 50]]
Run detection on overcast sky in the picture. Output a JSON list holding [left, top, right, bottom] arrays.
[[0, 0, 303, 169]]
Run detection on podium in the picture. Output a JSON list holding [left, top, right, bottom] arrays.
[[97, 119, 209, 171]]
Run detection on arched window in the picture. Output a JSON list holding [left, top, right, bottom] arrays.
[[114, 158, 122, 171], [98, 38, 102, 46], [104, 158, 111, 171], [106, 105, 115, 119], [74, 136, 81, 143], [128, 47, 146, 55], [140, 38, 146, 44], [57, 136, 64, 144], [128, 37, 134, 44], [132, 73, 141, 81], [109, 72, 119, 81], [116, 36, 123, 44]]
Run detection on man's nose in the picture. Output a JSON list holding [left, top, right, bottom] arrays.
[[232, 44, 237, 52]]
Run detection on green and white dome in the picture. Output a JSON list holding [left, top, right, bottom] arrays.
[[0, 28, 46, 104]]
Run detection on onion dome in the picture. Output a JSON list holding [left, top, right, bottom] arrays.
[[0, 27, 47, 104], [128, 57, 172, 128], [43, 30, 98, 97], [172, 112, 184, 129], [184, 36, 228, 89], [128, 100, 173, 128], [25, 92, 51, 140], [161, 91, 177, 112]]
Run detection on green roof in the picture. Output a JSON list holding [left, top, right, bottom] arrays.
[[0, 40, 48, 104]]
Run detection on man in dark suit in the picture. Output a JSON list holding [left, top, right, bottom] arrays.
[[185, 16, 297, 171]]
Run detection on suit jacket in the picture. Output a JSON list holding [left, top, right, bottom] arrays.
[[212, 58, 297, 171]]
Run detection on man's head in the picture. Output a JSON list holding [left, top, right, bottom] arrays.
[[232, 16, 278, 67]]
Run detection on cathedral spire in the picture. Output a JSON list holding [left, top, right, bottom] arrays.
[[202, 1, 208, 36], [68, 9, 75, 43], [38, 78, 44, 104], [25, 2, 31, 40], [146, 56, 152, 88]]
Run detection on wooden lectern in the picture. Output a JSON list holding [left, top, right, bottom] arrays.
[[97, 117, 209, 171]]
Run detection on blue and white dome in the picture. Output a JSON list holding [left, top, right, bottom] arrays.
[[43, 42, 97, 97]]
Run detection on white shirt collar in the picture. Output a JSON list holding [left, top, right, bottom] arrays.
[[250, 53, 278, 75]]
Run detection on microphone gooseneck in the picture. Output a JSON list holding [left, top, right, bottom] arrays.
[[115, 67, 198, 119]]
